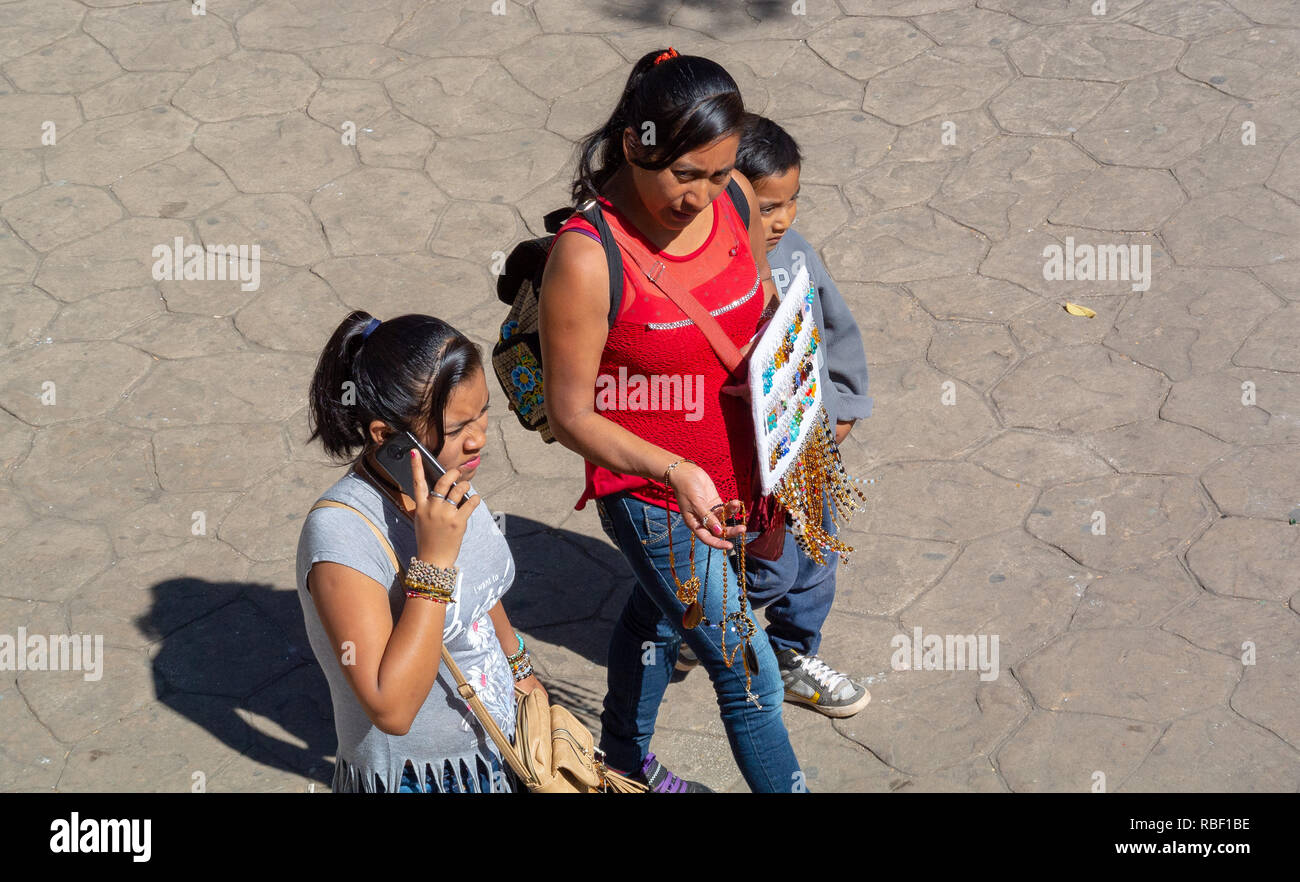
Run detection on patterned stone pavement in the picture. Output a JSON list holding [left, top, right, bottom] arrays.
[[0, 0, 1297, 793]]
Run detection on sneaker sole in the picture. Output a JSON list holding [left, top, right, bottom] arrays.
[[674, 657, 700, 673], [784, 686, 871, 718]]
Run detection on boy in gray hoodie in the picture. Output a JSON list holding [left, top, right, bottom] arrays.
[[682, 114, 873, 718]]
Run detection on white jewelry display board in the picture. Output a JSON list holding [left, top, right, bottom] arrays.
[[749, 266, 825, 495]]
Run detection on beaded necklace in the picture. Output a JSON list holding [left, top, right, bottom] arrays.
[[665, 501, 763, 707], [752, 271, 867, 565]]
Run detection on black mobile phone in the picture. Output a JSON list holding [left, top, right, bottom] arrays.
[[374, 431, 476, 502]]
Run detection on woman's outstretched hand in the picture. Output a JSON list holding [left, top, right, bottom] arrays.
[[665, 460, 746, 550]]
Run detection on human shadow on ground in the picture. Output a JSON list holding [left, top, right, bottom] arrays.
[[138, 515, 634, 789]]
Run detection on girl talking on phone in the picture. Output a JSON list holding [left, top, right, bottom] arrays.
[[295, 311, 542, 793]]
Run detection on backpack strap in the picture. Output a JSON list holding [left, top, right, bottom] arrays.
[[556, 177, 747, 332], [579, 202, 625, 329], [725, 177, 750, 228], [551, 203, 625, 329]]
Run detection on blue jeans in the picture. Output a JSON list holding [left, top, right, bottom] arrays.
[[745, 496, 840, 657], [595, 491, 805, 793], [388, 753, 513, 793]]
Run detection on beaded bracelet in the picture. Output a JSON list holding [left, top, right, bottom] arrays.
[[403, 575, 454, 602], [404, 557, 457, 604], [403, 571, 454, 600], [405, 584, 452, 604], [509, 646, 533, 679], [662, 458, 694, 487], [506, 633, 526, 665], [407, 557, 457, 593]]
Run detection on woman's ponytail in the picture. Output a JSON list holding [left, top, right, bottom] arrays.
[[306, 312, 483, 463]]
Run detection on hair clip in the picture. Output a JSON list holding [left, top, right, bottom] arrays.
[[653, 47, 679, 65]]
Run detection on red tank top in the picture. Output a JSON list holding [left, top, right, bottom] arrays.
[[550, 189, 763, 514]]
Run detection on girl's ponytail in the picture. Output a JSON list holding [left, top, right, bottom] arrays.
[[307, 310, 378, 461], [306, 312, 482, 463]]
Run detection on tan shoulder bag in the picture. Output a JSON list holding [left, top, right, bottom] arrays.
[[308, 498, 647, 793]]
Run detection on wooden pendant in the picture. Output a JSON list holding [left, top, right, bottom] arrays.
[[744, 641, 760, 675], [682, 601, 703, 630]]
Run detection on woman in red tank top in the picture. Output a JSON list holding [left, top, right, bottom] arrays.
[[538, 49, 806, 793]]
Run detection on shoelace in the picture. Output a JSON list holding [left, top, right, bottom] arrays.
[[656, 769, 687, 793], [642, 754, 688, 793], [792, 653, 849, 694]]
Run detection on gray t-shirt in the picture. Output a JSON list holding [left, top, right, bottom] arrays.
[[295, 466, 517, 793]]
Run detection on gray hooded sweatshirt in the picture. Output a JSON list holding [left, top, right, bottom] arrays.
[[766, 228, 872, 424]]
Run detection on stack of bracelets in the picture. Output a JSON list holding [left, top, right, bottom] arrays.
[[404, 556, 458, 604], [506, 634, 533, 682]]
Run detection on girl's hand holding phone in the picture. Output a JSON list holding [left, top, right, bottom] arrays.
[[409, 449, 480, 569]]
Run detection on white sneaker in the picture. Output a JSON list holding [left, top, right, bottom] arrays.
[[777, 649, 871, 718]]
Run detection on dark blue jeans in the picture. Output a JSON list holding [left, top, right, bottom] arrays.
[[390, 754, 513, 793], [595, 491, 805, 793], [744, 496, 840, 657]]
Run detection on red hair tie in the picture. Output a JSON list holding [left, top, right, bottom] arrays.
[[653, 47, 679, 65]]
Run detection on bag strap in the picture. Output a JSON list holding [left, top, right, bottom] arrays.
[[580, 203, 626, 330], [725, 177, 750, 227], [594, 180, 759, 375], [306, 498, 538, 789], [548, 175, 754, 338], [608, 223, 745, 374], [549, 203, 626, 329]]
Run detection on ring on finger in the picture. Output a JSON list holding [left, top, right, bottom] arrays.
[[430, 492, 446, 500], [442, 495, 459, 506]]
